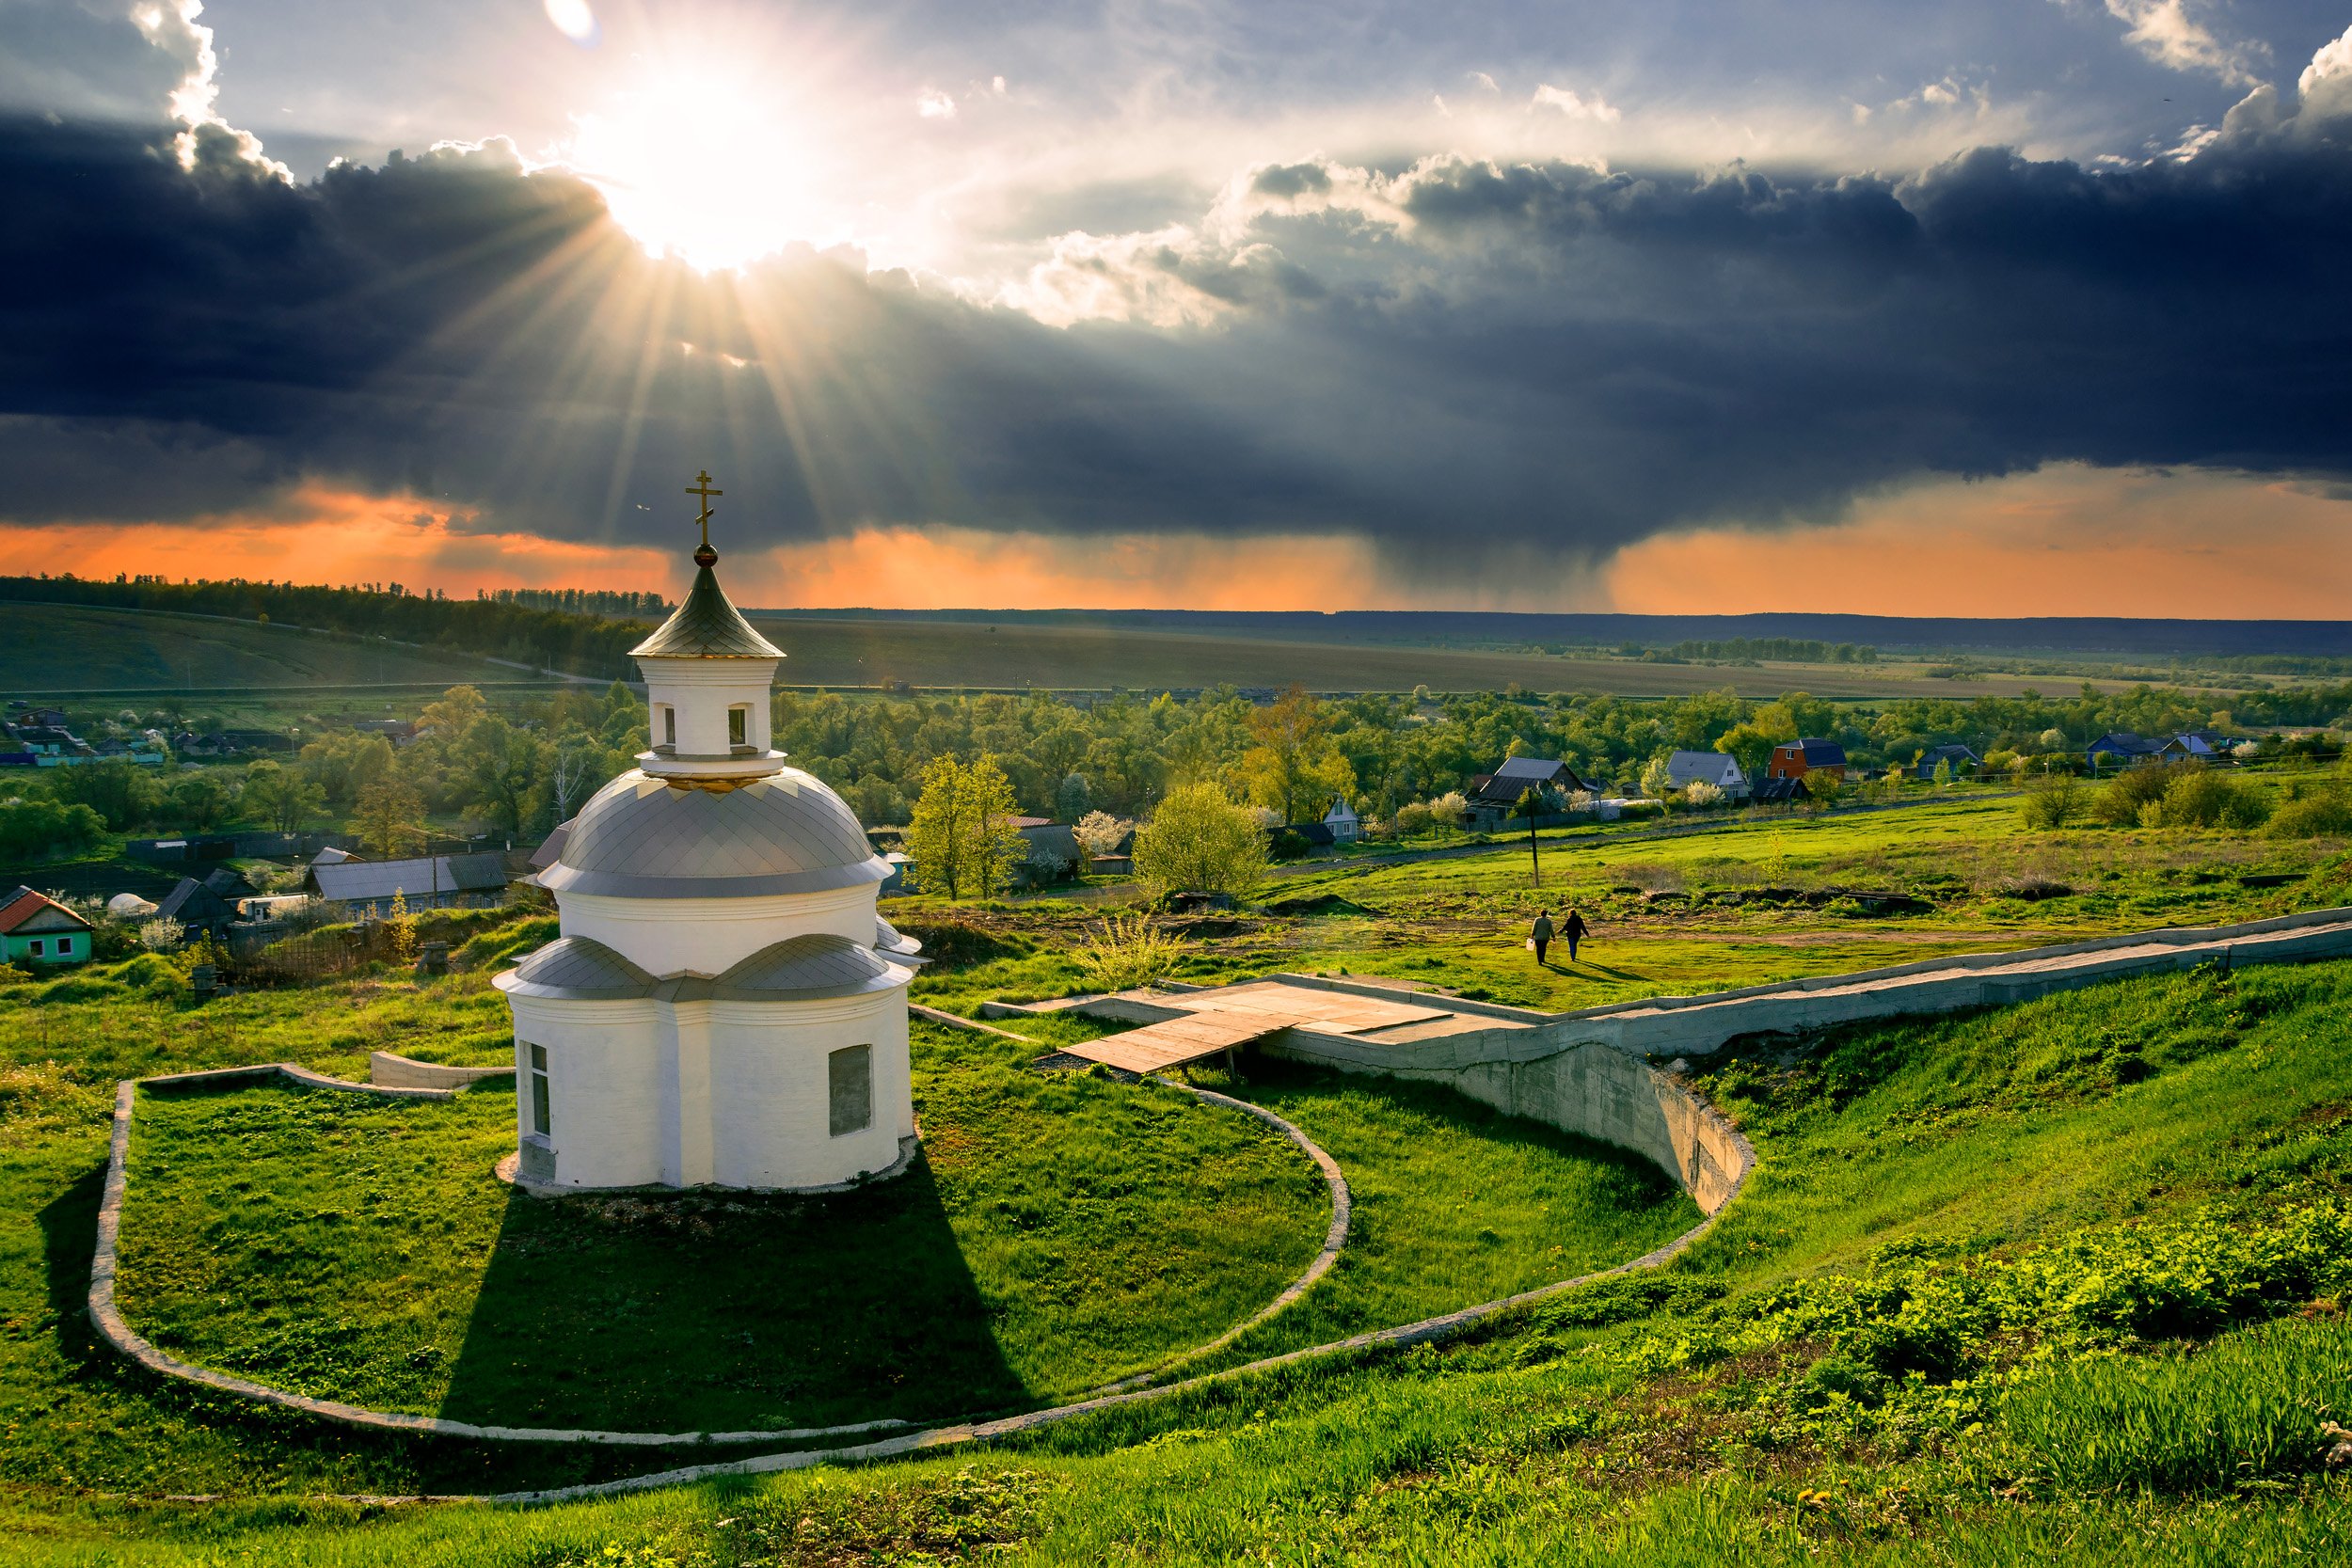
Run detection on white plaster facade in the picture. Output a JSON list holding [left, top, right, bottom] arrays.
[[494, 531, 918, 1192]]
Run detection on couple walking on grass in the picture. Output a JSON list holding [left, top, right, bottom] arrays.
[[1529, 907, 1588, 967]]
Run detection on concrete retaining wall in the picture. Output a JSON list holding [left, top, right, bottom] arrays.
[[369, 1051, 516, 1090]]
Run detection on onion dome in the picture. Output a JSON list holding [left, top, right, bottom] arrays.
[[711, 933, 912, 1001], [541, 768, 889, 899]]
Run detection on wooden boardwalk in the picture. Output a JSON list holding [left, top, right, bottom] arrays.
[[1058, 984, 1454, 1075]]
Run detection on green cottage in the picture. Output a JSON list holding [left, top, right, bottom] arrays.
[[0, 885, 95, 967]]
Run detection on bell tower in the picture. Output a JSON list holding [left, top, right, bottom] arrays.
[[630, 470, 787, 781]]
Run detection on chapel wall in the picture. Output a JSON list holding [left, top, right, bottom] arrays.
[[705, 996, 912, 1189], [560, 884, 881, 975], [508, 999, 668, 1189]]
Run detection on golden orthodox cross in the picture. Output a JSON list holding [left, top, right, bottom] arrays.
[[686, 470, 723, 549]]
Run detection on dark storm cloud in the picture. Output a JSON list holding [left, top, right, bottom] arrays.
[[2, 90, 2350, 569]]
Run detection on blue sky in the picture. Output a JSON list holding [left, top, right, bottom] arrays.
[[0, 0, 2348, 611]]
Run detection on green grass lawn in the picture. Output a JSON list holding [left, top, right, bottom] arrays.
[[110, 1022, 1331, 1432], [16, 958, 2352, 1565]]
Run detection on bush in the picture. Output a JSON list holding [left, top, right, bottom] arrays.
[[1132, 783, 1270, 900], [2148, 768, 2271, 830], [2090, 762, 2186, 825], [2265, 789, 2352, 839], [2019, 773, 2084, 830], [1073, 911, 1186, 992]]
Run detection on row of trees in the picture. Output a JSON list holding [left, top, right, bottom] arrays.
[[1, 573, 657, 677]]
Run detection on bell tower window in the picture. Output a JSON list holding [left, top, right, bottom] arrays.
[[659, 705, 675, 750]]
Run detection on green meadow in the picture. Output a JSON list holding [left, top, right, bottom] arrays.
[[1, 783, 2348, 1562]]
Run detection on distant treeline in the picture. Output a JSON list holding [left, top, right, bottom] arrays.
[[0, 574, 656, 679], [483, 587, 673, 619], [1652, 638, 1879, 665]]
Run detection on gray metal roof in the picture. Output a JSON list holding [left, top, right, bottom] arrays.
[[501, 936, 658, 1000], [310, 852, 507, 904], [629, 561, 783, 659], [875, 916, 923, 955], [540, 768, 889, 899], [711, 933, 911, 1001]]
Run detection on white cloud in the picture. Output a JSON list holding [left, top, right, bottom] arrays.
[[917, 89, 956, 119], [542, 0, 596, 45], [2300, 23, 2352, 96], [1467, 71, 1498, 93], [1531, 84, 1620, 122], [2101, 0, 2265, 87]]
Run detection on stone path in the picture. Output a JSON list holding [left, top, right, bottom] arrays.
[[1547, 905, 2352, 1060]]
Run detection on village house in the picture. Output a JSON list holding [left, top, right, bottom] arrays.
[[2087, 732, 2164, 769], [0, 886, 95, 967], [1322, 798, 1362, 844], [1913, 743, 1981, 780], [2158, 730, 2242, 763], [155, 868, 253, 943], [1665, 750, 1749, 800], [1462, 756, 1591, 831], [1751, 775, 1813, 805], [307, 851, 510, 917], [1767, 737, 1847, 782]]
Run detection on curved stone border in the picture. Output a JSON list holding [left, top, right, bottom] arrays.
[[481, 1130, 1751, 1507], [370, 1050, 516, 1091], [85, 1030, 1356, 1449]]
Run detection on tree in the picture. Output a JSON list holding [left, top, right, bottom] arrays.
[[455, 715, 548, 833], [355, 779, 427, 857], [1429, 791, 1468, 831], [241, 761, 324, 833], [1640, 756, 1675, 800], [1931, 757, 1954, 788], [1074, 810, 1127, 856], [548, 728, 617, 824], [1132, 783, 1268, 901], [165, 768, 238, 832], [1055, 773, 1093, 822], [299, 732, 395, 807], [50, 758, 158, 831], [1240, 685, 1356, 825], [905, 753, 1027, 899]]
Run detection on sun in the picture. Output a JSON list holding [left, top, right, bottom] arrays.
[[563, 72, 818, 272]]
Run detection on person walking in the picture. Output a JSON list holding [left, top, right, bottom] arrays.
[[1563, 906, 1590, 964], [1529, 908, 1554, 966]]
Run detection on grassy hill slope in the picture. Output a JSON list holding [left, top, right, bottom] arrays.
[[0, 603, 533, 691], [8, 942, 2352, 1560]]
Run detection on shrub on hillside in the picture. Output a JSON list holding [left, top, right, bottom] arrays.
[[2145, 768, 2271, 831], [1073, 911, 1185, 993], [1132, 783, 1269, 900], [2265, 788, 2352, 839], [2090, 762, 2187, 825], [2018, 773, 2084, 829]]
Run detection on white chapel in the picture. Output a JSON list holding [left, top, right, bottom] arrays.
[[496, 479, 921, 1191]]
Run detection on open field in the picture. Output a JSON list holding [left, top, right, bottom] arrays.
[[743, 613, 2144, 698], [0, 603, 541, 693]]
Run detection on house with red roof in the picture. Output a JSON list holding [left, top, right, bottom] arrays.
[[0, 886, 95, 968]]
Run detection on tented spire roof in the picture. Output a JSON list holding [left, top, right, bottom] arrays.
[[630, 554, 783, 659]]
